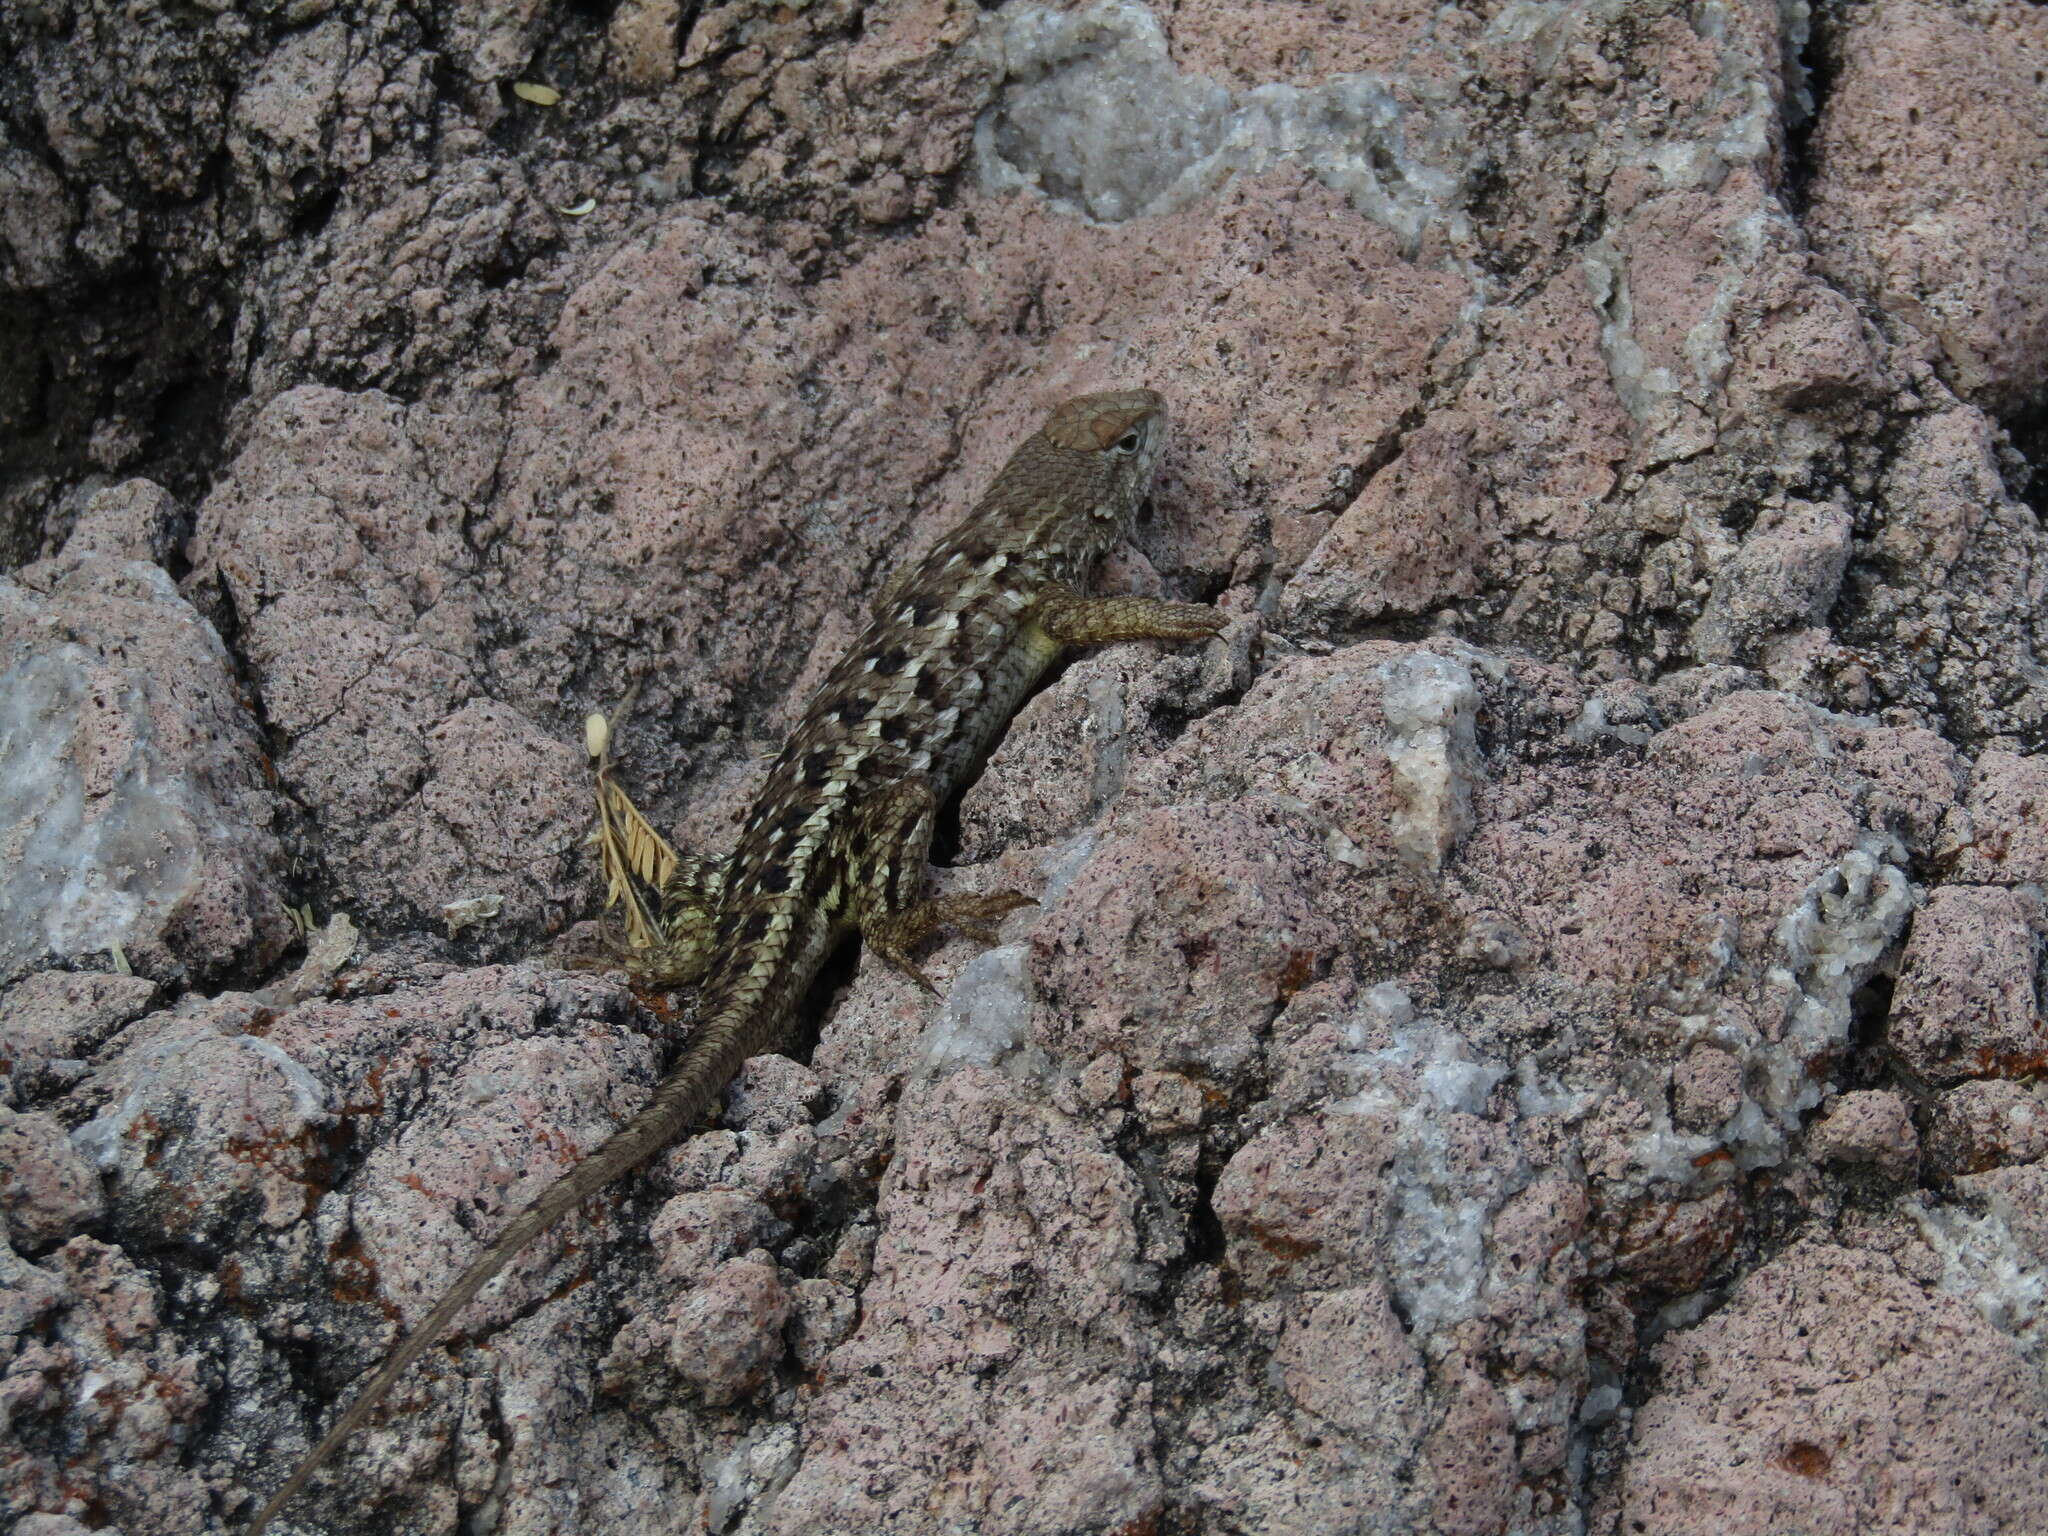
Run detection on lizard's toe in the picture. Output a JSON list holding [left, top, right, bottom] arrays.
[[872, 942, 941, 996], [951, 889, 1038, 944]]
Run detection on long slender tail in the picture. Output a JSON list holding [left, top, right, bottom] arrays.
[[246, 1017, 757, 1535]]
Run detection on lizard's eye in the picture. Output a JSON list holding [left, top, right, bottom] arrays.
[[1113, 430, 1141, 454]]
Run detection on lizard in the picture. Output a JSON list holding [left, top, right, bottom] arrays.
[[247, 386, 1226, 1533]]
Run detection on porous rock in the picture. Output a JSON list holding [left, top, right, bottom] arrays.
[[10, 0, 2048, 1531]]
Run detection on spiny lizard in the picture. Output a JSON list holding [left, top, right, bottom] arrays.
[[248, 387, 1224, 1533]]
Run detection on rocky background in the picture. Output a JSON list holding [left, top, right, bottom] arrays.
[[4, 0, 2048, 1532]]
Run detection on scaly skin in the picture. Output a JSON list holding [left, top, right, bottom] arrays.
[[247, 388, 1224, 1533]]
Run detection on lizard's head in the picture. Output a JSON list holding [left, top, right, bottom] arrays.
[[1031, 386, 1168, 549]]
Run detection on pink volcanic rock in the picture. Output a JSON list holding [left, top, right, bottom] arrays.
[[1838, 405, 2048, 747], [1595, 174, 1775, 462], [0, 968, 158, 1105], [34, 613, 1980, 1536], [788, 1272, 859, 1370], [1888, 885, 2048, 1083], [0, 1107, 104, 1247], [244, 148, 563, 404], [1671, 1046, 1743, 1133], [1689, 498, 1853, 664], [661, 1251, 791, 1406], [301, 977, 659, 1338], [1160, 0, 1447, 88], [957, 623, 1339, 868], [225, 18, 351, 237], [0, 139, 73, 292], [1115, 639, 1419, 873], [1946, 750, 2048, 886], [57, 477, 183, 567], [65, 995, 346, 1247], [1271, 1281, 1427, 1451], [1924, 1080, 2048, 1178], [770, 1066, 1165, 1536], [956, 633, 1968, 1522], [1211, 1110, 1395, 1293], [1807, 0, 2048, 409], [1597, 1185, 1743, 1296], [0, 553, 292, 986], [1725, 266, 1877, 420], [1130, 1067, 1204, 1132], [1454, 263, 1632, 544], [721, 1052, 827, 1137], [185, 386, 537, 944], [607, 0, 681, 88], [1619, 1240, 2048, 1535], [65, 969, 653, 1304], [1282, 415, 1492, 633], [13, 1517, 96, 1536], [1831, 721, 1964, 858], [492, 168, 1465, 776], [1422, 1355, 1521, 1536], [647, 1189, 781, 1284], [1464, 688, 1898, 993], [194, 166, 1468, 953], [19, 2, 2048, 1533], [1, 1235, 213, 1534], [83, 609, 1974, 1536], [417, 698, 588, 937], [1032, 800, 1351, 1084], [1954, 1161, 2048, 1270], [65, 964, 666, 1536], [1869, 407, 2004, 586], [1806, 1089, 1918, 1182]]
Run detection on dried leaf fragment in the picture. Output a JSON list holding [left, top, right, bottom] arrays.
[[283, 913, 358, 1002], [443, 893, 504, 940], [587, 700, 676, 955]]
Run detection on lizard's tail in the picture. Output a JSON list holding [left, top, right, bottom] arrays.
[[246, 1015, 756, 1535]]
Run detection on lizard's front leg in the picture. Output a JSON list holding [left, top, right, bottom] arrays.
[[1031, 581, 1227, 647], [839, 778, 1036, 995]]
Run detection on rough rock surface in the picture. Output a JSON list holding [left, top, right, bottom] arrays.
[[4, 1, 2048, 1534], [1617, 1240, 2048, 1534], [0, 547, 293, 987], [1806, 0, 2048, 411]]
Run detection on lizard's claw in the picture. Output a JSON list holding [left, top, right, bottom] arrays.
[[872, 942, 942, 996]]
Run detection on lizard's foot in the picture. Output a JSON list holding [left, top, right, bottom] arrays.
[[924, 889, 1039, 946], [864, 889, 1038, 993]]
